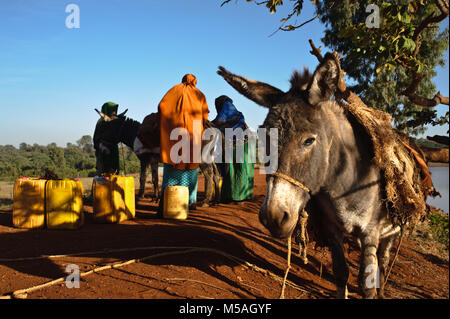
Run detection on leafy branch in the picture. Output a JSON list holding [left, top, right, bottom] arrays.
[[338, 0, 449, 107]]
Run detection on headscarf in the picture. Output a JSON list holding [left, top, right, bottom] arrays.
[[182, 74, 197, 86], [94, 101, 120, 146], [101, 102, 119, 117], [214, 95, 233, 113], [159, 74, 209, 170], [212, 95, 246, 134]]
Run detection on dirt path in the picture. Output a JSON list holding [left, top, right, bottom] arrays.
[[0, 171, 448, 299]]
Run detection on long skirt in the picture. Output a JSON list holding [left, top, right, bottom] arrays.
[[220, 141, 255, 203], [159, 163, 198, 211]]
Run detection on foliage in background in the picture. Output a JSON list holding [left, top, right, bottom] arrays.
[[221, 0, 449, 136], [0, 136, 141, 181], [118, 143, 141, 175], [415, 137, 449, 148], [317, 0, 449, 135]]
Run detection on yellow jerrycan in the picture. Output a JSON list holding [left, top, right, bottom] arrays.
[[12, 178, 46, 229], [46, 179, 84, 230], [93, 175, 135, 223], [163, 186, 189, 220]]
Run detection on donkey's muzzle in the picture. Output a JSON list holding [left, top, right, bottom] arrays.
[[259, 177, 303, 239], [258, 207, 268, 228], [259, 206, 295, 239]]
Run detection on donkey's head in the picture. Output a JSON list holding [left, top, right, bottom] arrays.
[[95, 108, 139, 151], [218, 53, 340, 238]]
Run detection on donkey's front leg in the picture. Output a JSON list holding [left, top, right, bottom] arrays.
[[199, 163, 214, 207], [329, 236, 349, 299], [376, 230, 399, 298], [150, 156, 160, 203], [358, 236, 379, 299], [212, 164, 221, 204], [138, 158, 148, 199]]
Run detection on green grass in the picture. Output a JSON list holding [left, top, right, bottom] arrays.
[[411, 208, 449, 262], [428, 209, 449, 249]]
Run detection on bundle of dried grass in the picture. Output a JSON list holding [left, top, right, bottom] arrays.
[[337, 79, 438, 228], [309, 41, 439, 229]]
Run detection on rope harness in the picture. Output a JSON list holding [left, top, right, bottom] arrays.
[[270, 171, 311, 193]]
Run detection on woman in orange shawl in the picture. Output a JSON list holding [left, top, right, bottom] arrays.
[[158, 74, 209, 214]]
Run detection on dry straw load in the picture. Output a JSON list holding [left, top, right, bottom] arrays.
[[310, 41, 439, 229], [338, 95, 438, 228]]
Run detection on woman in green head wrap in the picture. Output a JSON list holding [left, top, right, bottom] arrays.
[[100, 102, 119, 118], [93, 102, 120, 174]]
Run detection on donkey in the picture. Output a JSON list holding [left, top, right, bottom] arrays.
[[94, 110, 160, 201], [217, 54, 401, 299], [94, 110, 222, 206]]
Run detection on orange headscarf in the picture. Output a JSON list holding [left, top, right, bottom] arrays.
[[159, 74, 209, 170]]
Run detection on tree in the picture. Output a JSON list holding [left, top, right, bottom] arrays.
[[221, 0, 449, 137], [19, 143, 30, 152], [317, 0, 449, 135], [77, 135, 95, 154]]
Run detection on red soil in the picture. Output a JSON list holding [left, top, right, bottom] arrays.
[[0, 171, 448, 299]]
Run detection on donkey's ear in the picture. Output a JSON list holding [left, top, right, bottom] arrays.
[[307, 54, 340, 105], [95, 108, 112, 122], [217, 66, 284, 108]]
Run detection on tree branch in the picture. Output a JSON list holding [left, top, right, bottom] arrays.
[[277, 0, 340, 32], [220, 0, 233, 7], [400, 0, 450, 107], [307, 3, 450, 108], [399, 57, 450, 107], [404, 91, 449, 107], [279, 14, 320, 32], [412, 0, 449, 57], [308, 40, 348, 94], [308, 39, 324, 63], [436, 0, 449, 15]]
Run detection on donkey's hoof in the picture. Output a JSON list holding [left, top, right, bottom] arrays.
[[200, 202, 210, 208], [336, 286, 348, 299]]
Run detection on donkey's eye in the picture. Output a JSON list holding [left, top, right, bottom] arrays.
[[303, 137, 316, 147]]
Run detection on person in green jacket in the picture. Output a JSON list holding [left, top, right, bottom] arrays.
[[93, 102, 120, 175]]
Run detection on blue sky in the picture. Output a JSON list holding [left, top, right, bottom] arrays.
[[0, 0, 448, 147]]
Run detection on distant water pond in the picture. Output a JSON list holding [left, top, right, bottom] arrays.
[[428, 166, 449, 214]]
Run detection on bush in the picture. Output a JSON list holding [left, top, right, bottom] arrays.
[[428, 210, 449, 249], [0, 137, 103, 179]]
